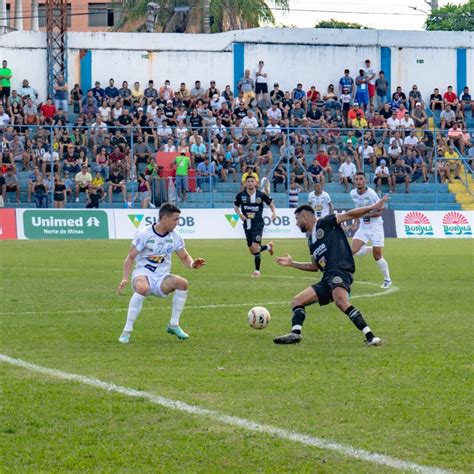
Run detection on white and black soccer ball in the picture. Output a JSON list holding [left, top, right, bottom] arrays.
[[247, 306, 271, 330]]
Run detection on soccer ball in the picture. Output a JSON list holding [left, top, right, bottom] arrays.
[[247, 306, 271, 330]]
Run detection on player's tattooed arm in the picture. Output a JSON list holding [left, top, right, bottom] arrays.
[[176, 248, 206, 269], [336, 196, 389, 225], [276, 254, 318, 272]]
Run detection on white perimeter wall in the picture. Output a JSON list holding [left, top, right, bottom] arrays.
[[0, 28, 472, 103]]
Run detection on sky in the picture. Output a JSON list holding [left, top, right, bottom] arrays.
[[269, 0, 469, 30]]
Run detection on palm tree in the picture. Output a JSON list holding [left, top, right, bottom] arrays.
[[114, 0, 289, 33]]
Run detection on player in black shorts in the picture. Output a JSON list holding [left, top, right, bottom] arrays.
[[274, 198, 388, 346], [234, 175, 277, 278]]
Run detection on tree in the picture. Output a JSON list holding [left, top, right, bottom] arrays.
[[314, 19, 369, 29], [115, 0, 289, 33], [424, 1, 474, 31]]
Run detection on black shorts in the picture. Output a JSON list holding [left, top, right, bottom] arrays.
[[374, 177, 389, 184], [0, 87, 11, 98], [255, 83, 268, 94], [244, 224, 264, 247], [312, 270, 353, 306], [54, 193, 65, 202]]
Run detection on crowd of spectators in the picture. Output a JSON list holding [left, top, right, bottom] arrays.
[[0, 56, 473, 207]]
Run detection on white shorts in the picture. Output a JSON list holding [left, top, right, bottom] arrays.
[[353, 225, 385, 247], [132, 270, 170, 297]]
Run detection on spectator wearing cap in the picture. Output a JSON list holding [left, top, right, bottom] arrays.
[[374, 159, 391, 193], [53, 73, 68, 112], [339, 69, 355, 96], [347, 102, 364, 127], [4, 167, 19, 202], [91, 81, 105, 103], [412, 102, 428, 129]]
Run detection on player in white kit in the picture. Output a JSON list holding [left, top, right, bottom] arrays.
[[307, 181, 334, 218], [117, 203, 206, 343], [350, 172, 392, 289]]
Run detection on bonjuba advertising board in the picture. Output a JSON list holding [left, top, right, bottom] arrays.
[[114, 208, 304, 239]]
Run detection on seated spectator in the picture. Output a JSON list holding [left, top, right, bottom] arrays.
[[448, 122, 466, 154], [358, 141, 375, 171], [430, 88, 443, 112], [85, 184, 100, 209], [109, 145, 129, 177], [272, 162, 287, 191], [131, 81, 144, 105], [443, 145, 461, 180], [403, 129, 419, 152], [75, 165, 92, 202], [190, 136, 206, 165], [196, 157, 217, 191], [241, 110, 260, 136], [63, 145, 81, 175], [18, 79, 39, 105], [39, 98, 56, 124], [23, 97, 38, 125], [373, 159, 391, 194], [390, 157, 410, 193], [306, 85, 319, 105], [108, 168, 127, 203], [351, 110, 368, 132], [33, 175, 48, 208], [347, 102, 364, 126], [42, 147, 60, 176], [399, 111, 414, 132], [386, 113, 401, 132], [440, 104, 456, 130], [316, 150, 333, 182], [308, 157, 325, 186], [292, 83, 307, 107], [290, 101, 306, 127], [393, 86, 408, 107], [405, 149, 428, 182], [237, 70, 255, 105], [324, 84, 340, 110], [387, 140, 402, 164], [104, 78, 119, 103], [4, 167, 20, 202], [339, 155, 357, 192], [443, 85, 460, 114], [408, 85, 423, 110], [411, 102, 427, 129], [460, 86, 473, 119], [119, 81, 132, 106], [436, 158, 450, 183]]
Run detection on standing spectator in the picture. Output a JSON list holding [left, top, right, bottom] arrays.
[[69, 83, 83, 114], [272, 162, 287, 192], [237, 70, 255, 105], [136, 173, 151, 208], [33, 175, 48, 208], [339, 155, 357, 192], [255, 60, 268, 99], [0, 59, 12, 107], [288, 180, 301, 208], [363, 59, 376, 106], [339, 69, 355, 96], [390, 157, 410, 193], [174, 151, 191, 202], [375, 71, 389, 107], [53, 174, 67, 208], [53, 73, 68, 112], [373, 159, 391, 194], [4, 167, 20, 202]]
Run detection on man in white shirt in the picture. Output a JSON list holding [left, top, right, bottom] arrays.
[[241, 110, 260, 137], [307, 181, 333, 218], [265, 118, 282, 141], [357, 141, 375, 170], [339, 155, 357, 192], [350, 172, 392, 288], [386, 115, 400, 131], [373, 159, 391, 194], [363, 59, 376, 106], [267, 103, 282, 122], [255, 60, 268, 99], [403, 130, 419, 150], [399, 111, 414, 131], [0, 105, 10, 128], [117, 203, 206, 344]]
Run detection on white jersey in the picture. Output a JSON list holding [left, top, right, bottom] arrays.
[[350, 187, 383, 227], [308, 191, 332, 218], [132, 225, 184, 276]]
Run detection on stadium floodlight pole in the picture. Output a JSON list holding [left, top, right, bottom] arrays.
[[203, 0, 210, 34]]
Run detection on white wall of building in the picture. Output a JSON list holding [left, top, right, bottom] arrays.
[[0, 28, 472, 103]]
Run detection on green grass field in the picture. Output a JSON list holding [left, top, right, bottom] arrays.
[[1, 238, 473, 473]]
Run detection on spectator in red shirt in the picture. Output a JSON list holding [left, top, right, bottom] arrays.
[[316, 150, 333, 183], [443, 86, 460, 114], [347, 103, 364, 126], [40, 97, 56, 125], [306, 85, 319, 105], [109, 145, 129, 177]]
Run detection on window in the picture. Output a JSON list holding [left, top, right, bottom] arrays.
[[88, 3, 115, 27], [38, 4, 72, 28]]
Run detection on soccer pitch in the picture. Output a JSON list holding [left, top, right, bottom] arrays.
[[1, 239, 472, 472]]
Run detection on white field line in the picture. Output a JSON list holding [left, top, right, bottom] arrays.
[[0, 284, 399, 317], [0, 354, 450, 474]]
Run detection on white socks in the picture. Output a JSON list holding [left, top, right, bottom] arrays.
[[124, 292, 145, 332], [376, 258, 391, 281], [355, 245, 373, 257], [169, 289, 188, 327]]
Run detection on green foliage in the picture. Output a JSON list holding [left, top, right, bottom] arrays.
[[315, 19, 370, 29], [1, 239, 472, 472], [425, 1, 474, 31], [115, 0, 289, 32]]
